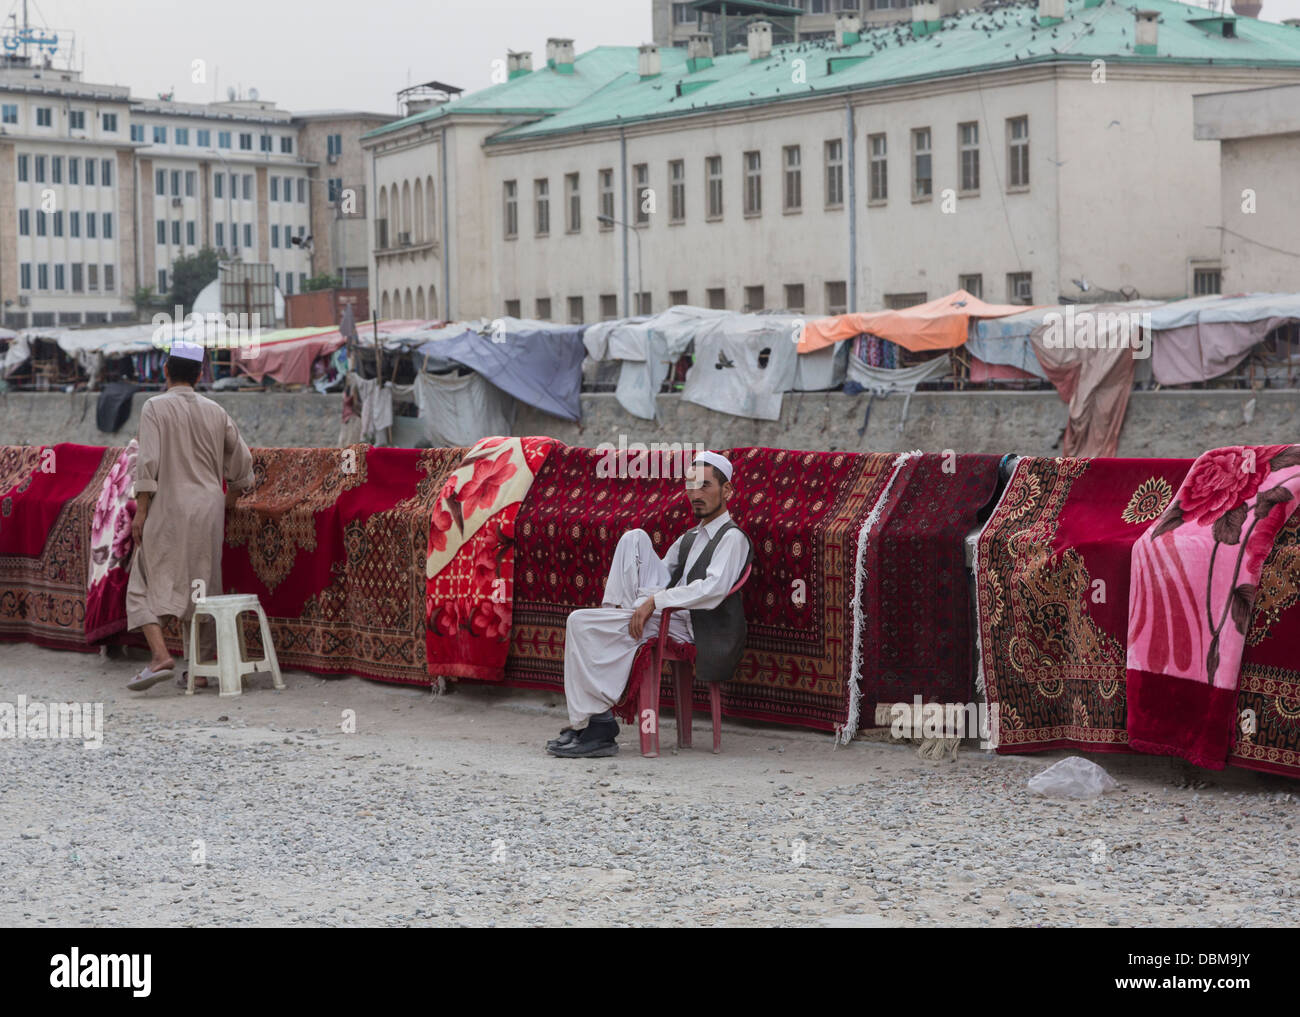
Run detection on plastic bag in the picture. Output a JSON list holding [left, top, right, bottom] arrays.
[[1027, 756, 1119, 799]]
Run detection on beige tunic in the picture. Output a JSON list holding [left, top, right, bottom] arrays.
[[126, 387, 254, 630]]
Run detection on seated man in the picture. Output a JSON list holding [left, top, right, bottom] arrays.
[[548, 450, 752, 758]]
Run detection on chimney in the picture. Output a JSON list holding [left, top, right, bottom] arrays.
[[835, 11, 862, 46], [1284, 16, 1300, 25], [748, 20, 772, 61], [638, 43, 661, 79], [1134, 10, 1159, 54], [687, 32, 714, 72], [507, 50, 532, 80], [1232, 0, 1262, 17], [546, 38, 575, 74], [911, 3, 942, 37], [1037, 0, 1064, 25]]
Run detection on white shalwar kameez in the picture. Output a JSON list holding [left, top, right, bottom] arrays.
[[563, 510, 748, 728]]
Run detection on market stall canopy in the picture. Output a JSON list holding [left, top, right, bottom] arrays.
[[797, 290, 1028, 354], [1149, 292, 1300, 385]]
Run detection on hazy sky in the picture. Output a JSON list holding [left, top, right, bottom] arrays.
[[18, 0, 1300, 116]]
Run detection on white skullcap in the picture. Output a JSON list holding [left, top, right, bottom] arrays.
[[168, 340, 205, 362], [692, 450, 733, 482]]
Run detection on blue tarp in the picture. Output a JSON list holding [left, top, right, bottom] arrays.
[[416, 322, 587, 422]]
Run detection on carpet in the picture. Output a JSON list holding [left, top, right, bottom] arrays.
[[975, 455, 1193, 753], [425, 436, 558, 681], [859, 452, 1002, 711], [0, 443, 119, 650], [84, 441, 138, 642], [502, 444, 901, 734]]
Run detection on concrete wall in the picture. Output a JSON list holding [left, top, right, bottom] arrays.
[[4, 388, 1298, 459]]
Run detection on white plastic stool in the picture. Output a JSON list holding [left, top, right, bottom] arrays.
[[185, 594, 284, 697]]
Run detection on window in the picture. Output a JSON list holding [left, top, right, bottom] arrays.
[[536, 297, 552, 320], [130, 124, 144, 142], [101, 159, 113, 186], [37, 264, 48, 290], [1007, 116, 1030, 189], [567, 296, 584, 324], [52, 211, 63, 237], [886, 292, 927, 309], [327, 133, 342, 157], [71, 263, 83, 292], [34, 155, 45, 182], [87, 213, 97, 239], [503, 181, 518, 238], [242, 174, 252, 200], [244, 224, 252, 248], [239, 132, 252, 151], [70, 211, 80, 237], [599, 169, 614, 227], [218, 130, 231, 149], [669, 159, 685, 223], [186, 221, 195, 245], [156, 169, 166, 196], [869, 133, 887, 202], [959, 122, 979, 193], [36, 210, 46, 236], [51, 156, 62, 184], [600, 294, 618, 319], [185, 170, 195, 196], [504, 299, 521, 318], [2, 104, 17, 124], [635, 291, 652, 315], [1007, 272, 1033, 304], [784, 283, 805, 313], [69, 111, 85, 130], [272, 225, 281, 248], [69, 158, 79, 185], [783, 145, 801, 212], [54, 264, 65, 290], [271, 177, 279, 202], [102, 112, 117, 132], [153, 125, 167, 144], [634, 163, 650, 225], [565, 172, 580, 232], [196, 128, 210, 146], [297, 178, 305, 203], [156, 220, 166, 244], [17, 154, 27, 181], [706, 155, 723, 219], [88, 264, 98, 291], [1193, 267, 1222, 295], [744, 285, 765, 312], [958, 273, 983, 299], [104, 265, 115, 291], [18, 209, 28, 235], [281, 135, 294, 154], [215, 222, 224, 247], [328, 177, 343, 204], [912, 128, 932, 199], [825, 281, 847, 315], [175, 127, 189, 145], [215, 174, 224, 199], [102, 213, 112, 238], [20, 263, 30, 290], [743, 151, 761, 216], [36, 107, 51, 127], [669, 289, 688, 306], [170, 170, 180, 196], [284, 273, 293, 295], [157, 269, 167, 293], [86, 158, 95, 186], [534, 178, 549, 236], [673, 2, 695, 23], [824, 139, 843, 208], [707, 287, 726, 310], [260, 134, 272, 152]]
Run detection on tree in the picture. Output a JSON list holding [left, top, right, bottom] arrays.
[[303, 273, 343, 293], [168, 246, 221, 312]]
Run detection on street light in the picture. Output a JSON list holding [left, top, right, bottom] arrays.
[[598, 213, 643, 316]]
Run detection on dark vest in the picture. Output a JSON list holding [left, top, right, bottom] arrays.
[[667, 519, 753, 684]]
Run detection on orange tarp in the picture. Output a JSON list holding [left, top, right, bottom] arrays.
[[796, 290, 1029, 354]]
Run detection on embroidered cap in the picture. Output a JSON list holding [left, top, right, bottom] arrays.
[[692, 450, 733, 483], [167, 340, 206, 363]]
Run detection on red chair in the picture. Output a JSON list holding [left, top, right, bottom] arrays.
[[626, 563, 752, 758]]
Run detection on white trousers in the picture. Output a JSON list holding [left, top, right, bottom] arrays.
[[562, 529, 692, 728]]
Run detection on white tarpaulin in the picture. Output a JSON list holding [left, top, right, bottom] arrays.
[[681, 314, 801, 421], [412, 369, 517, 447], [1, 333, 29, 377]]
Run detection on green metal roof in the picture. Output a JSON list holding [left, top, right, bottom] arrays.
[[361, 46, 671, 140], [487, 0, 1300, 144], [690, 0, 804, 15]]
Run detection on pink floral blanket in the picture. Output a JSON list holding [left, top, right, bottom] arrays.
[[1127, 444, 1300, 767], [85, 441, 138, 641]]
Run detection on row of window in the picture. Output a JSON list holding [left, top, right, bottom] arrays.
[[130, 124, 294, 154], [2, 105, 119, 132], [17, 154, 114, 187], [19, 209, 114, 239], [19, 262, 116, 293], [503, 273, 1036, 323], [502, 116, 1031, 237], [156, 220, 307, 250], [271, 175, 308, 203]]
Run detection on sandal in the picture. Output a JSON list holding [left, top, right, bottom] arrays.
[[128, 664, 175, 691]]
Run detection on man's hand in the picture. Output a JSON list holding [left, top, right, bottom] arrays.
[[131, 502, 146, 546], [628, 596, 656, 641]]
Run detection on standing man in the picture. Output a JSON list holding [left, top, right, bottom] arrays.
[[547, 451, 752, 758], [126, 341, 255, 690]]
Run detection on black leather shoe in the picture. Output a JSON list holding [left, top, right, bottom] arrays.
[[546, 728, 580, 751], [548, 720, 619, 758]]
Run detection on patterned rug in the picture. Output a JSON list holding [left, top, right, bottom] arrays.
[[0, 443, 119, 651], [859, 452, 1002, 710], [216, 444, 465, 685], [503, 445, 900, 733]]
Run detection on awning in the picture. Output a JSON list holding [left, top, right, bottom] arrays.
[[797, 290, 1029, 354]]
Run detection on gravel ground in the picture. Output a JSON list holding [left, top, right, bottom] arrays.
[[2, 641, 1297, 927]]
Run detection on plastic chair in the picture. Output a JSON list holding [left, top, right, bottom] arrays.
[[185, 594, 284, 698], [634, 563, 751, 758]]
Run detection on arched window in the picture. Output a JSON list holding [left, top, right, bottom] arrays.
[[401, 181, 412, 241], [415, 286, 426, 319], [403, 287, 413, 319], [428, 284, 438, 319], [413, 179, 424, 244], [426, 174, 436, 242], [378, 186, 389, 246], [381, 291, 391, 318]]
